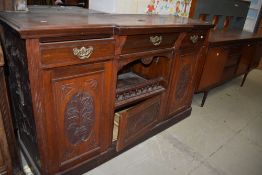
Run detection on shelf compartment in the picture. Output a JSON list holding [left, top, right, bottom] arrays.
[[115, 72, 165, 109]]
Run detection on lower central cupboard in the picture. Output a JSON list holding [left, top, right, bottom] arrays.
[[113, 95, 161, 151]]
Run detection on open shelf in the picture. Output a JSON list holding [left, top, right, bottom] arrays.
[[115, 72, 165, 109]]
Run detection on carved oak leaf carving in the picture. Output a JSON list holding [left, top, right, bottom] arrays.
[[64, 92, 95, 145]]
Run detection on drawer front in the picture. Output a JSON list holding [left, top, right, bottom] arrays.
[[121, 33, 179, 54], [40, 38, 115, 68], [116, 96, 161, 151], [180, 30, 207, 50]]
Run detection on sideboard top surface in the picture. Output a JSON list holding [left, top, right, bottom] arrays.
[[208, 30, 262, 46], [0, 6, 212, 39]]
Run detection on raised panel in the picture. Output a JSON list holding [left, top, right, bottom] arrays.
[[49, 62, 112, 168]]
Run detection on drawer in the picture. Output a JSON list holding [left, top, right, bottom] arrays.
[[121, 33, 179, 54], [180, 30, 207, 50], [40, 38, 115, 68], [113, 96, 161, 151]]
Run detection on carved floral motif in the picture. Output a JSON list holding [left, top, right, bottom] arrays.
[[176, 65, 190, 99], [64, 92, 95, 145]]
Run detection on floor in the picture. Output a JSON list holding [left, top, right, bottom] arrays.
[[83, 69, 262, 175]]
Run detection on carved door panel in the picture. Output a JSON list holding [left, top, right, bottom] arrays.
[[167, 51, 199, 117], [116, 96, 161, 152], [45, 62, 114, 169]]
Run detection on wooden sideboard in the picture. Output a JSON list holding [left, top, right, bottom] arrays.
[[0, 6, 212, 175], [195, 30, 262, 106], [189, 0, 262, 106]]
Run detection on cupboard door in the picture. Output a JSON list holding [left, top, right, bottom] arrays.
[[116, 96, 160, 151], [167, 51, 199, 117], [236, 43, 255, 75], [251, 42, 262, 69], [197, 47, 228, 91], [44, 62, 114, 169]]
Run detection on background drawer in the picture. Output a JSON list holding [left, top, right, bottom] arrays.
[[40, 38, 115, 68], [121, 33, 179, 54]]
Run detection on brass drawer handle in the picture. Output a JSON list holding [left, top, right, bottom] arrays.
[[73, 46, 93, 60], [150, 36, 162, 46], [190, 35, 199, 44]]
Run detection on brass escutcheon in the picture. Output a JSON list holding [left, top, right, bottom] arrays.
[[73, 46, 93, 60], [150, 36, 162, 46]]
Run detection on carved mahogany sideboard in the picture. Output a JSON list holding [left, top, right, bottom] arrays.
[[0, 6, 212, 175], [195, 30, 262, 106]]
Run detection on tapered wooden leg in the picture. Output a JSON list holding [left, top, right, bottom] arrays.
[[201, 91, 208, 107], [241, 72, 248, 87]]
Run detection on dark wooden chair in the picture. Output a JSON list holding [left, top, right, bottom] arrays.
[[27, 0, 89, 8]]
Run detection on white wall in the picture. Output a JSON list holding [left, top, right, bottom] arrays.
[[89, 0, 150, 14], [89, 0, 117, 13], [243, 0, 262, 32]]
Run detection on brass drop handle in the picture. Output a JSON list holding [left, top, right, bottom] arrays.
[[190, 35, 199, 44], [150, 36, 162, 46], [73, 46, 93, 60]]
